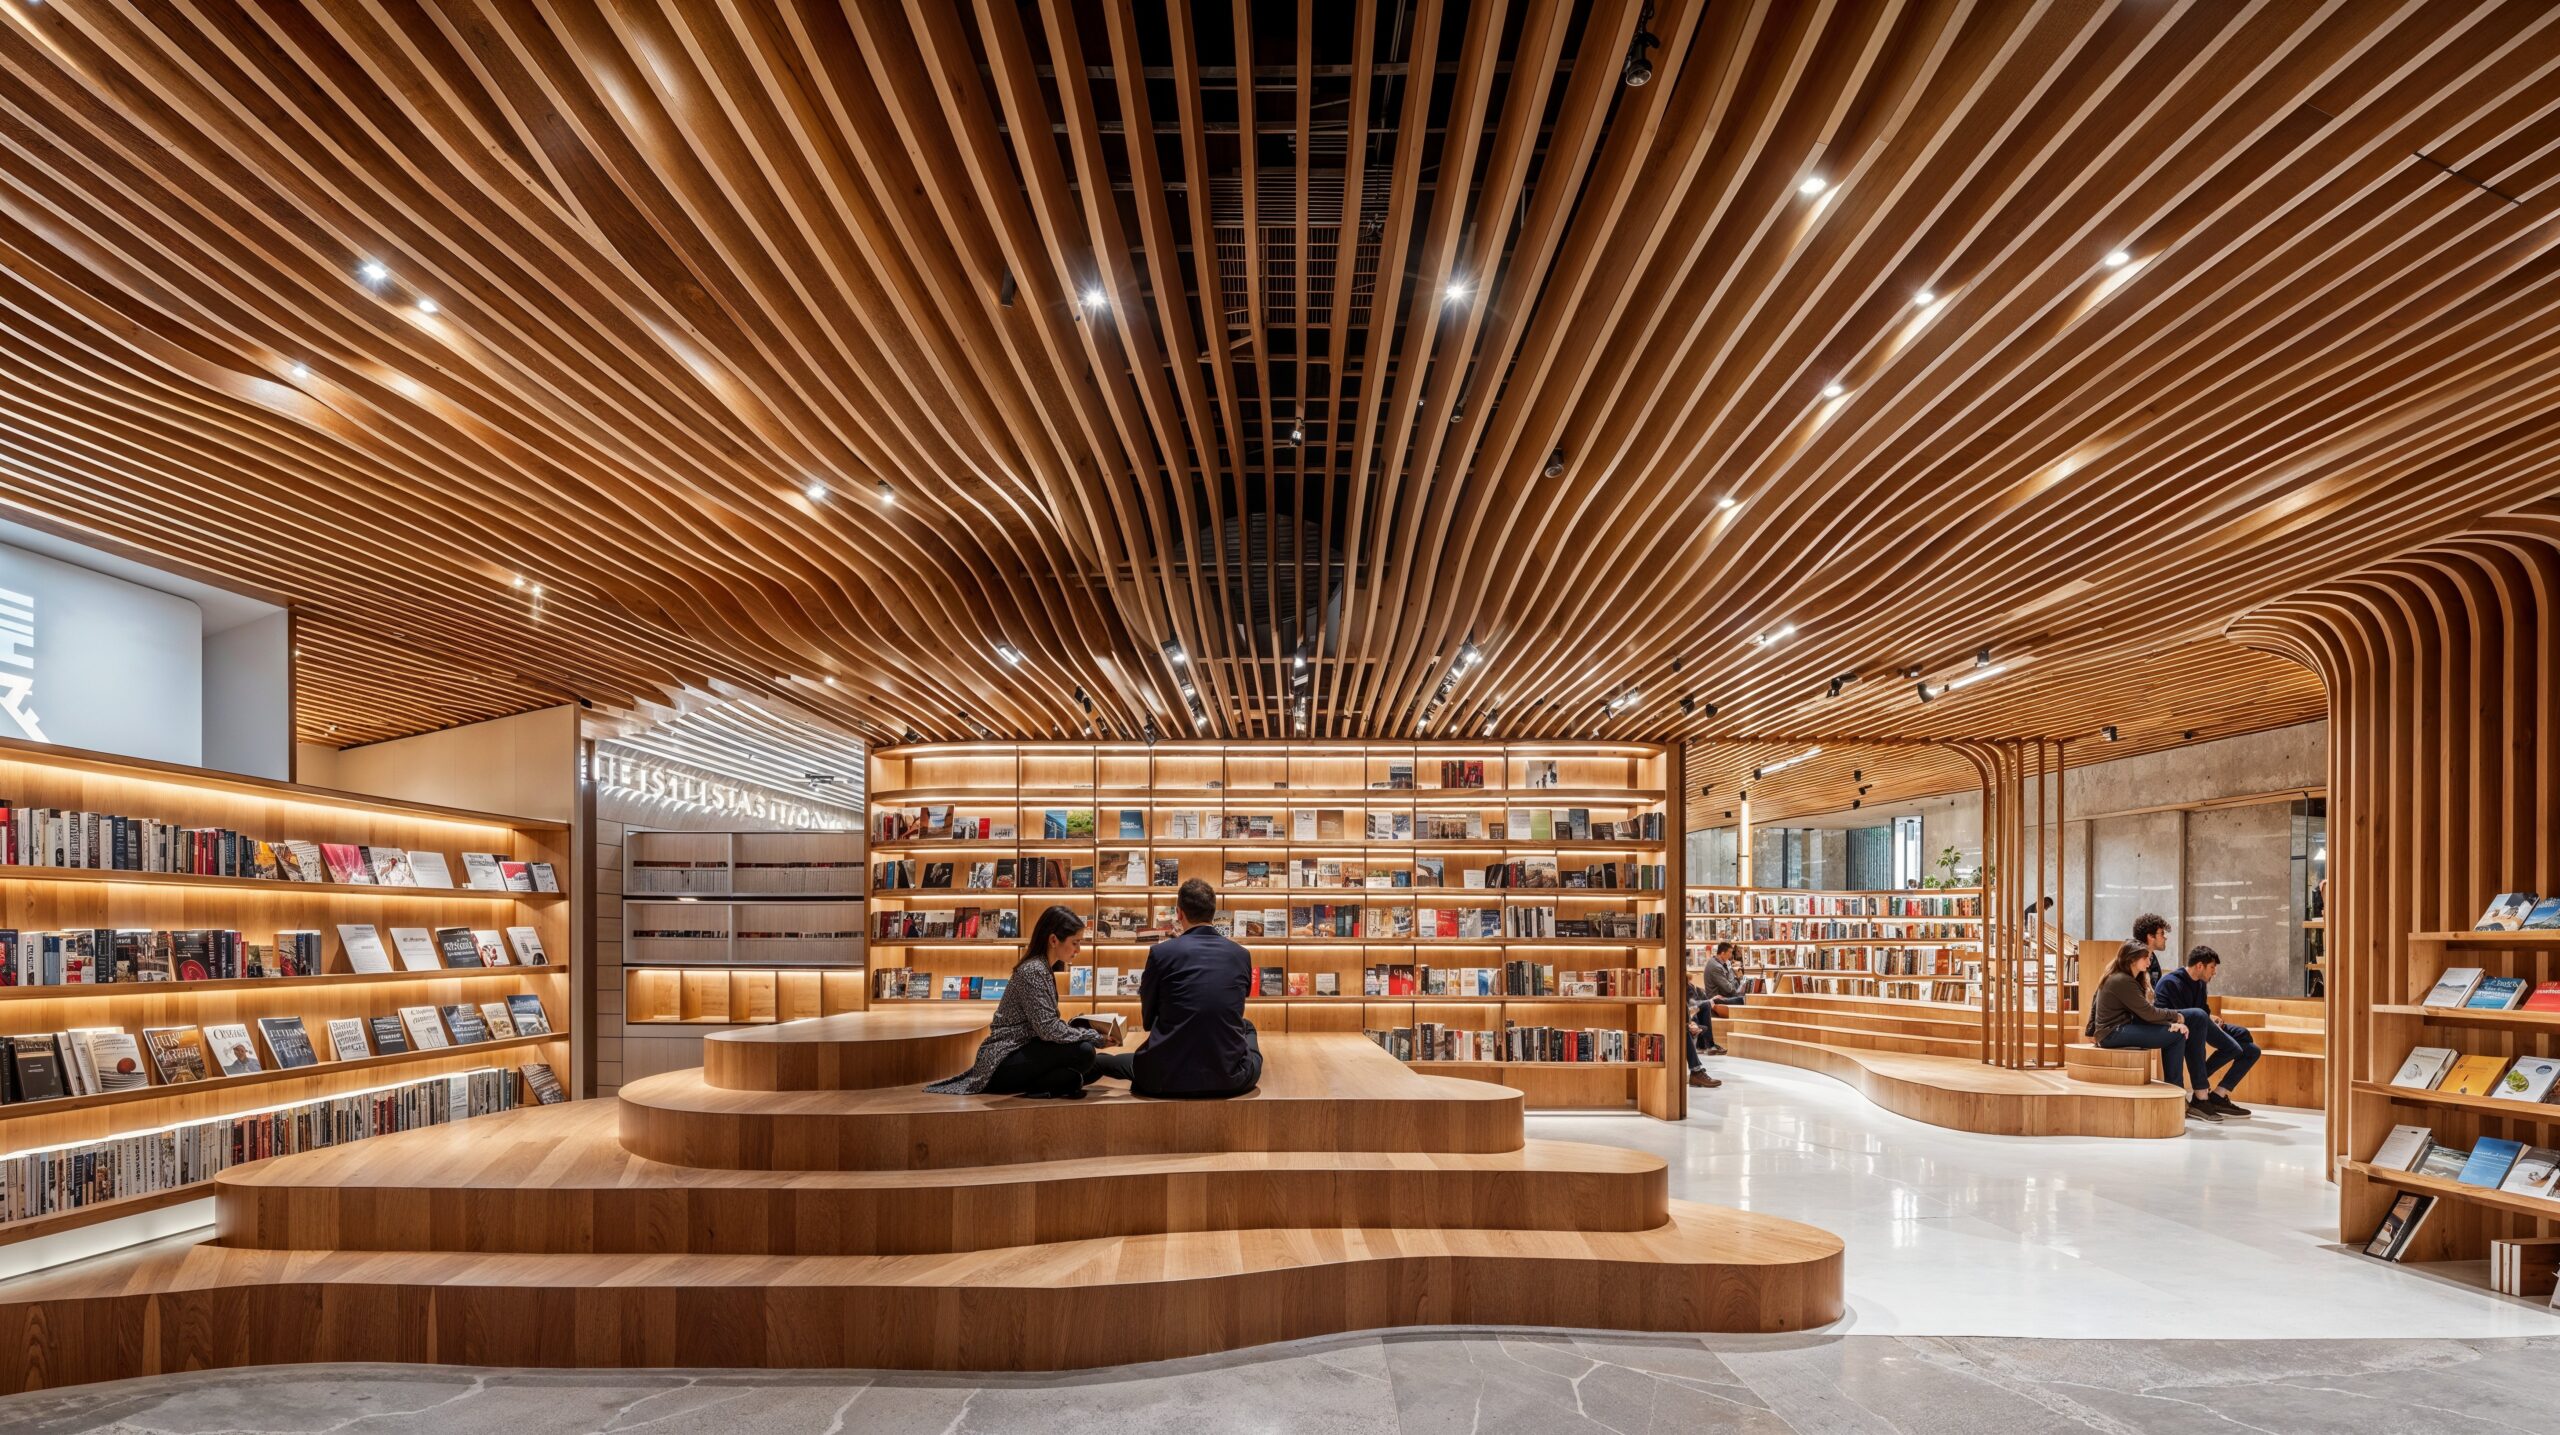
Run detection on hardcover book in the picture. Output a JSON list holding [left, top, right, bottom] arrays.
[[506, 993, 551, 1035], [521, 1062, 568, 1104], [201, 1022, 263, 1077], [7, 1038, 65, 1103], [2499, 1147, 2560, 1200], [81, 1030, 149, 1093], [2477, 893, 2539, 931], [2525, 897, 2560, 930], [2469, 976, 2531, 1010], [337, 924, 395, 974], [2363, 1192, 2436, 1261], [2462, 1138, 2527, 1188], [406, 851, 456, 888], [2422, 968, 2485, 1008], [471, 928, 511, 966], [2389, 1046, 2457, 1090], [142, 1026, 210, 1084], [388, 927, 443, 971], [478, 1000, 516, 1038], [2371, 1124, 2434, 1171], [319, 843, 372, 884], [325, 1017, 372, 1062], [441, 1005, 494, 1044], [505, 926, 548, 965], [2445, 1054, 2513, 1097], [256, 1016, 319, 1069], [399, 1005, 450, 1050], [435, 927, 484, 968], [367, 1015, 410, 1054], [460, 852, 506, 889], [530, 862, 560, 893], [366, 847, 417, 887], [2497, 1055, 2560, 1103]]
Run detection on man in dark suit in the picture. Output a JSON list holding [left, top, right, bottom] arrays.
[[1090, 878, 1261, 1096]]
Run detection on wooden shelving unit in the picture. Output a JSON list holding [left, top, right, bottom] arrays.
[[0, 735, 571, 1246], [1684, 886, 1985, 1003], [868, 741, 1685, 1116], [620, 829, 866, 1028]]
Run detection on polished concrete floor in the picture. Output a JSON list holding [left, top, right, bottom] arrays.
[[4, 1058, 2555, 1434]]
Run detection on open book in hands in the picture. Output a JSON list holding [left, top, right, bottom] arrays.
[[1073, 1013, 1129, 1048]]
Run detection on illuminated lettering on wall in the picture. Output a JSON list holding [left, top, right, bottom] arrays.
[[592, 749, 858, 830], [0, 586, 45, 742]]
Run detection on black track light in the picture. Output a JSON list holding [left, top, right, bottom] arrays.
[[1976, 645, 1993, 668], [1288, 416, 1304, 445], [1700, 701, 1717, 718], [1852, 799, 1862, 810], [1545, 449, 1566, 478], [1852, 770, 1863, 782], [998, 268, 1017, 307], [2102, 724, 2119, 741], [900, 728, 921, 745], [1828, 671, 1858, 698], [1858, 784, 1872, 796], [1142, 715, 1162, 746], [1723, 809, 1735, 820], [1701, 783, 1713, 798], [1622, 3, 1659, 87], [2182, 729, 2197, 740]]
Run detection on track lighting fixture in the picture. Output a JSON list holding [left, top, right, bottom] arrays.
[[994, 642, 1024, 666], [1750, 623, 1796, 647], [1858, 784, 1872, 796], [998, 269, 1017, 306], [1288, 416, 1304, 445], [1680, 696, 1694, 714], [1141, 716, 1161, 746], [1622, 3, 1659, 87], [1162, 639, 1189, 667], [1545, 449, 1566, 478], [901, 728, 921, 745], [1851, 799, 1862, 810], [2182, 729, 2197, 740], [1975, 646, 1993, 667], [1827, 672, 1858, 698], [1852, 770, 1862, 782], [1443, 277, 1470, 303], [1915, 289, 1938, 306], [511, 576, 525, 589], [1751, 746, 1821, 781], [877, 479, 896, 504], [1916, 662, 2004, 702], [1606, 687, 1641, 714], [1699, 701, 1717, 718], [1479, 705, 1499, 738], [1700, 783, 1712, 798], [1724, 810, 1736, 820], [1455, 640, 1483, 672], [2102, 724, 2119, 742], [1717, 495, 1739, 510]]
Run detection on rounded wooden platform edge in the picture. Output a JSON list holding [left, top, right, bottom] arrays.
[[0, 1201, 1844, 1390], [1728, 1034, 2186, 1139]]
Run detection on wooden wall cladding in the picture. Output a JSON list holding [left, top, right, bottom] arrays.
[[2233, 501, 2560, 1261], [0, 5, 2549, 761]]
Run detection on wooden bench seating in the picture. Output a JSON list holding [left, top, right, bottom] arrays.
[[703, 1008, 992, 1091], [2062, 1044, 2158, 1086], [1729, 1033, 2185, 1138], [215, 1101, 1671, 1255]]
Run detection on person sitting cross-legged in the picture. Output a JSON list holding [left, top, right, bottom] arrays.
[[2151, 944, 2258, 1117], [1087, 878, 1262, 1098]]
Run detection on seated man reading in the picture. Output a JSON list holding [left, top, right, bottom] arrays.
[[1089, 878, 1261, 1097], [2152, 944, 2259, 1117]]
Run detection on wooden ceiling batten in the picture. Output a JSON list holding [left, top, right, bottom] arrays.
[[0, 1, 2541, 768]]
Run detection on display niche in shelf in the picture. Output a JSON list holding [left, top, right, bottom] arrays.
[[0, 735, 572, 1247], [868, 741, 1687, 1117], [1684, 885, 1986, 1004], [625, 829, 864, 898]]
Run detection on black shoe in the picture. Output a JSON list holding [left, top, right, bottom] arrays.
[[2208, 1094, 2252, 1118], [2185, 1097, 2223, 1123]]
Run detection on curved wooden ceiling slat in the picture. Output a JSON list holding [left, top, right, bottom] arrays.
[[0, 1, 2542, 778]]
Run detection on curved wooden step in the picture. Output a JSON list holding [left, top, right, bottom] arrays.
[[214, 1102, 1667, 1254], [620, 1031, 1525, 1170], [1719, 1016, 1980, 1059], [1729, 1033, 2184, 1138], [0, 1201, 1845, 1386], [703, 1009, 991, 1091], [2062, 1044, 2157, 1086]]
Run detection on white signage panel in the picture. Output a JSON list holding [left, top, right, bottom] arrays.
[[0, 541, 204, 765]]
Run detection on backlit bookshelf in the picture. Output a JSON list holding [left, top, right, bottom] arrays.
[[0, 735, 570, 1247], [621, 829, 866, 1027], [1685, 886, 1984, 1003], [868, 741, 1686, 1116]]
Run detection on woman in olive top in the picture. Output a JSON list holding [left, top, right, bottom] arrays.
[[2084, 941, 2221, 1123]]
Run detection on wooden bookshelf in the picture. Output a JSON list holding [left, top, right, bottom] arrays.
[[0, 736, 571, 1247], [624, 966, 868, 1026], [1684, 885, 1985, 1004], [868, 742, 1684, 1116], [625, 829, 865, 898]]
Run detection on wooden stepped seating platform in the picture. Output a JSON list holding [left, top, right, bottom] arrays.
[[1727, 1032, 2185, 1138], [0, 1020, 1844, 1392], [2062, 1044, 2155, 1086], [214, 1101, 1673, 1254]]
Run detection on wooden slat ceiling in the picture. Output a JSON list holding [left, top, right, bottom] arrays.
[[0, 2, 2552, 797]]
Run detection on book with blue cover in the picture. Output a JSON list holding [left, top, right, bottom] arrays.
[[2461, 1137, 2526, 1188], [2468, 976, 2531, 1010], [1043, 809, 1068, 839]]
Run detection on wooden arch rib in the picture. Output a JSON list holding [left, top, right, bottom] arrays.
[[2229, 500, 2560, 1251], [0, 5, 2548, 755]]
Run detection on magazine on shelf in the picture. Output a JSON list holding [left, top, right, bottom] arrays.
[[407, 851, 456, 888], [201, 1022, 263, 1077], [2476, 893, 2539, 931], [324, 1017, 372, 1063], [337, 924, 395, 974], [388, 927, 443, 971]]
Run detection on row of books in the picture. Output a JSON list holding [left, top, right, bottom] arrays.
[[874, 909, 1026, 941], [873, 962, 1667, 1002], [878, 857, 1668, 893], [1365, 1025, 1668, 1064], [2388, 1045, 2560, 1101], [0, 996, 552, 1103], [0, 923, 549, 987], [2420, 967, 2560, 1011], [1695, 919, 1980, 943], [874, 971, 1016, 1001], [0, 1066, 544, 1228], [2490, 1237, 2560, 1300], [879, 808, 1665, 846], [2475, 892, 2560, 930], [0, 804, 556, 891], [2370, 1123, 2559, 1201], [1687, 891, 1983, 918]]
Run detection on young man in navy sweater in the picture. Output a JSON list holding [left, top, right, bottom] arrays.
[[2151, 942, 2259, 1117]]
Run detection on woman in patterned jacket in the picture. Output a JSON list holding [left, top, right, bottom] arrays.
[[926, 904, 1112, 1098]]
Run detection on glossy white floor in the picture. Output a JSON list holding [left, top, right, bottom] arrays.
[[1527, 1057, 2560, 1340]]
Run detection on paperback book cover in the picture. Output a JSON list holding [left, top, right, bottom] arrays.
[[2526, 981, 2560, 1013], [435, 927, 484, 968], [2476, 893, 2539, 931], [319, 843, 373, 885], [337, 924, 395, 974], [399, 1005, 451, 1050], [441, 1004, 494, 1043], [389, 927, 443, 971], [366, 847, 417, 886], [521, 1063, 568, 1104], [2371, 1124, 2435, 1171], [2419, 1144, 2473, 1180], [2468, 976, 2531, 1010], [142, 1026, 210, 1083], [2499, 1147, 2560, 1200], [500, 861, 535, 892], [256, 1016, 319, 1070], [81, 1030, 149, 1092], [406, 851, 456, 888], [506, 993, 551, 1035], [325, 1017, 372, 1062], [201, 1022, 263, 1077], [2363, 1192, 2436, 1261], [460, 852, 506, 889], [2525, 897, 2560, 930], [2390, 1047, 2459, 1090], [478, 1000, 516, 1038], [471, 929, 511, 966], [2422, 968, 2485, 1008], [2461, 1138, 2527, 1188], [367, 1015, 410, 1054], [2497, 1055, 2560, 1103], [506, 926, 548, 965], [2446, 1054, 2513, 1097], [530, 862, 561, 893], [8, 1038, 65, 1103]]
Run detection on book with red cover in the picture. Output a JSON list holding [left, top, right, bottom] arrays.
[[319, 843, 372, 884], [2523, 981, 2560, 1013]]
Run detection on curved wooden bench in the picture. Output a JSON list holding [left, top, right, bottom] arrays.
[[213, 1102, 1669, 1254], [620, 1031, 1525, 1170], [0, 1201, 1845, 1384], [1730, 1033, 2184, 1138], [703, 1009, 991, 1091], [2062, 1043, 2157, 1087]]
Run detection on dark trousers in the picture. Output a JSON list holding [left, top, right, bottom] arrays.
[[2180, 1013, 2259, 1094], [983, 1037, 1100, 1094], [2099, 1019, 2208, 1090], [1114, 1028, 1263, 1097], [1698, 995, 1740, 1048]]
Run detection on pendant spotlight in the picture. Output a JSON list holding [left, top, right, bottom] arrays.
[[1622, 2, 1659, 87]]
